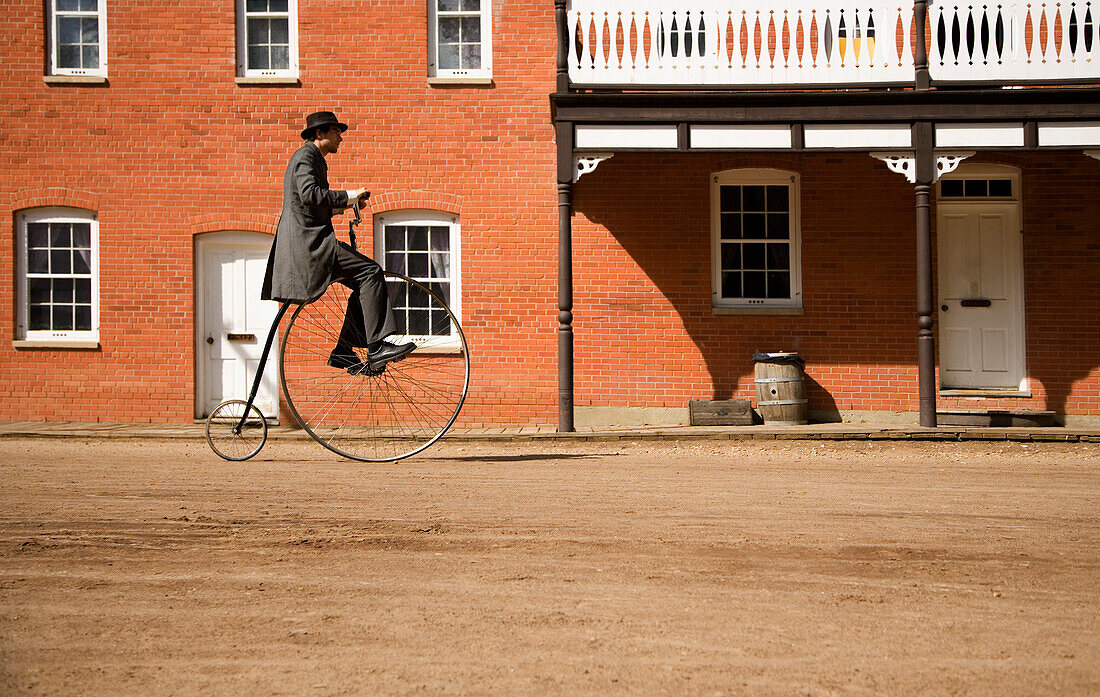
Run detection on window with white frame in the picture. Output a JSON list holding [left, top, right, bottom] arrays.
[[428, 0, 492, 79], [711, 169, 802, 309], [376, 212, 461, 347], [16, 208, 99, 343], [236, 0, 298, 77], [47, 0, 107, 76]]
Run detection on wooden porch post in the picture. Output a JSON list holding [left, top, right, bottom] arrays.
[[913, 121, 938, 427], [556, 120, 575, 432]]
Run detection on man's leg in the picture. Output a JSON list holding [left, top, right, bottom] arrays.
[[329, 242, 412, 370]]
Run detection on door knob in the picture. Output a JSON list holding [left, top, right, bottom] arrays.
[[941, 304, 949, 312], [206, 336, 214, 344]]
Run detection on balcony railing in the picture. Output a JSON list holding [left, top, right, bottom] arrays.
[[566, 1, 1098, 88]]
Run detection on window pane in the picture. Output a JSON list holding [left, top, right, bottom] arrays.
[[439, 17, 460, 43], [720, 213, 741, 239], [248, 45, 269, 70], [767, 243, 790, 270], [79, 0, 98, 10], [59, 16, 80, 44], [438, 44, 459, 69], [51, 250, 71, 274], [431, 309, 451, 336], [29, 279, 51, 304], [766, 185, 789, 212], [743, 271, 766, 298], [408, 253, 429, 278], [428, 282, 451, 307], [270, 45, 289, 69], [29, 250, 49, 273], [387, 281, 407, 307], [461, 44, 481, 69], [461, 16, 481, 42], [964, 179, 987, 197], [720, 186, 740, 212], [408, 284, 429, 309], [430, 253, 450, 279], [461, 0, 481, 10], [246, 0, 268, 11], [72, 223, 91, 247], [80, 16, 98, 43], [940, 179, 964, 197], [742, 213, 765, 238], [75, 305, 92, 331], [59, 45, 80, 68], [30, 305, 51, 331], [409, 226, 429, 250], [82, 45, 99, 68], [385, 226, 405, 251], [767, 271, 791, 299], [766, 213, 789, 239], [720, 243, 741, 271], [269, 0, 288, 11], [989, 179, 1013, 197], [438, 0, 460, 11], [742, 243, 766, 270], [58, 0, 81, 11], [75, 278, 92, 302], [742, 186, 766, 211], [385, 252, 405, 274], [54, 305, 74, 331], [73, 249, 91, 274], [408, 309, 430, 335], [28, 223, 49, 248], [721, 272, 741, 298], [270, 18, 289, 43], [429, 227, 449, 252], [54, 278, 74, 303]]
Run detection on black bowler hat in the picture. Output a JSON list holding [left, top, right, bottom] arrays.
[[301, 111, 348, 140]]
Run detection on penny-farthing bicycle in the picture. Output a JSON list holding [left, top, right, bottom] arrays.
[[204, 204, 470, 462]]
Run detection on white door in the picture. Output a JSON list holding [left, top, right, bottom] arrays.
[[196, 233, 280, 419], [937, 202, 1025, 390]]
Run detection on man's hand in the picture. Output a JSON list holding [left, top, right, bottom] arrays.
[[347, 188, 370, 205]]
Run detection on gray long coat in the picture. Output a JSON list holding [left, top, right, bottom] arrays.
[[261, 143, 350, 302]]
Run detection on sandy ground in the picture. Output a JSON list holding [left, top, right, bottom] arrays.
[[0, 437, 1097, 696]]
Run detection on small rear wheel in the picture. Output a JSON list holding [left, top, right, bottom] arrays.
[[205, 400, 268, 461]]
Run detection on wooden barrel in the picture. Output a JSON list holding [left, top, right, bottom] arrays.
[[754, 356, 808, 425]]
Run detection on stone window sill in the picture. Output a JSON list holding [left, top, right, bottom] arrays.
[[44, 75, 107, 85], [235, 76, 300, 86], [14, 340, 100, 349]]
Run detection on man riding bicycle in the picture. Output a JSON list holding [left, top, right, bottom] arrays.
[[261, 111, 415, 374]]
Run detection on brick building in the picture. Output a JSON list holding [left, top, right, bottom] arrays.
[[2, 1, 1099, 428]]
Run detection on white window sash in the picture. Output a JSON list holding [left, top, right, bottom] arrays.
[[47, 0, 108, 77], [710, 169, 802, 309], [428, 1, 492, 79], [375, 211, 462, 349], [16, 208, 100, 342], [236, 0, 298, 77]]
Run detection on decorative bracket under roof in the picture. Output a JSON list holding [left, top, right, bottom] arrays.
[[573, 153, 614, 182], [870, 152, 976, 184], [1086, 150, 1100, 162]]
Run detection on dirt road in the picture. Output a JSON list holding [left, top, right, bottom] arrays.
[[1, 437, 1097, 696]]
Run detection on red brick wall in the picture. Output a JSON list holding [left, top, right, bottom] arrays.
[[0, 0, 561, 424], [572, 151, 1100, 420]]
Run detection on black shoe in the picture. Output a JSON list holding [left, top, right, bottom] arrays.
[[367, 341, 416, 370], [327, 351, 363, 369]]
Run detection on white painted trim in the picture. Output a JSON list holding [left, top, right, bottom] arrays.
[[575, 124, 679, 150], [804, 124, 911, 149], [573, 153, 614, 182], [15, 208, 100, 345], [427, 0, 493, 79], [690, 125, 793, 150], [710, 169, 803, 311], [936, 123, 1024, 149], [1037, 122, 1100, 147], [46, 0, 108, 77], [236, 0, 299, 78], [1086, 151, 1100, 162]]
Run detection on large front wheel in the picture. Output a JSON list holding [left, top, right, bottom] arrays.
[[279, 272, 470, 461]]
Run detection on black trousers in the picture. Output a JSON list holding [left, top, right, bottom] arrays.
[[330, 241, 397, 351]]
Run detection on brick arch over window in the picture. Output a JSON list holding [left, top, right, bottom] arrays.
[[189, 213, 279, 236], [367, 190, 462, 216], [713, 154, 805, 174], [9, 187, 100, 213]]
